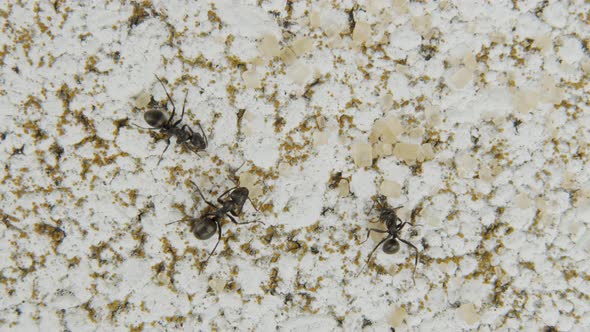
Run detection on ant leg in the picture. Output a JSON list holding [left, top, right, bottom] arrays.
[[173, 90, 188, 127], [398, 238, 419, 284], [131, 123, 158, 130], [216, 187, 240, 205], [189, 181, 219, 209], [247, 197, 259, 212], [225, 162, 246, 185], [154, 75, 176, 126], [197, 123, 208, 148], [199, 221, 222, 273], [367, 200, 376, 215], [398, 221, 422, 229], [360, 228, 388, 244], [175, 125, 193, 144], [356, 236, 391, 277], [157, 139, 171, 165], [226, 213, 265, 225], [183, 125, 194, 136]]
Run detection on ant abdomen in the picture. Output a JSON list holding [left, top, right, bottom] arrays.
[[192, 217, 217, 240], [382, 238, 400, 254], [144, 110, 167, 128]]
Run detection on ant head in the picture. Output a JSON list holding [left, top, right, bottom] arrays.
[[191, 215, 217, 240], [373, 195, 388, 208], [230, 187, 249, 201], [190, 134, 207, 150], [382, 238, 400, 254], [144, 110, 167, 128]]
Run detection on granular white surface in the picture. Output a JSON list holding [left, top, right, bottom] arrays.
[[1, 0, 589, 331]]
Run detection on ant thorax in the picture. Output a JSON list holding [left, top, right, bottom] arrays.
[[380, 209, 399, 227]]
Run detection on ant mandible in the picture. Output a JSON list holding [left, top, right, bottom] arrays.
[[357, 195, 420, 282], [140, 75, 208, 164]]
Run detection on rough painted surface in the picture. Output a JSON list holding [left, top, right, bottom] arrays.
[[1, 0, 589, 331]]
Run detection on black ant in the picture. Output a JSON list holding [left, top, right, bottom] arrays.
[[172, 181, 263, 271], [138, 75, 208, 163], [357, 195, 419, 282]]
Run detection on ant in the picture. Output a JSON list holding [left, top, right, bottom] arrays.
[[357, 195, 419, 282], [138, 75, 208, 164], [171, 181, 263, 271]]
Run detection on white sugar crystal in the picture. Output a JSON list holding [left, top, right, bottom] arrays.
[[324, 24, 341, 38], [373, 142, 393, 158], [382, 143, 393, 156], [514, 89, 540, 113], [313, 131, 328, 147], [156, 271, 170, 285], [574, 188, 590, 208], [380, 180, 401, 198], [208, 278, 226, 293], [352, 21, 371, 43], [242, 69, 261, 89], [239, 172, 256, 187], [392, 0, 409, 14], [387, 306, 407, 327], [425, 105, 442, 127], [370, 116, 405, 144], [367, 0, 388, 14], [380, 93, 394, 110], [412, 15, 432, 36], [286, 62, 312, 85], [250, 57, 264, 66], [372, 142, 382, 159], [456, 153, 477, 178], [421, 143, 434, 160], [292, 37, 314, 56], [463, 52, 477, 71], [408, 126, 424, 139], [280, 47, 297, 65], [238, 172, 263, 199], [535, 197, 548, 213], [450, 67, 472, 89], [327, 35, 345, 48], [278, 162, 292, 176], [490, 32, 506, 44], [424, 207, 441, 227], [533, 34, 552, 53], [369, 221, 388, 241], [338, 179, 349, 197], [259, 34, 281, 57], [393, 143, 421, 164], [458, 303, 479, 325], [352, 141, 373, 168], [310, 11, 321, 28], [315, 115, 326, 130], [515, 193, 532, 209], [134, 91, 151, 108], [250, 185, 263, 199], [540, 75, 563, 104]]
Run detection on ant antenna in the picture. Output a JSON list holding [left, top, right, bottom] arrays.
[[166, 219, 184, 226]]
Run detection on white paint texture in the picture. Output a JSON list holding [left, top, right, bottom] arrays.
[[1, 0, 589, 331]]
